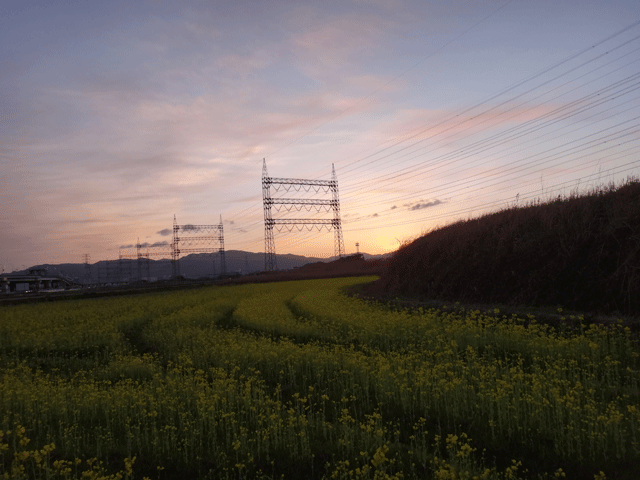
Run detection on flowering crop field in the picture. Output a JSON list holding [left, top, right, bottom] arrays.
[[0, 277, 638, 479]]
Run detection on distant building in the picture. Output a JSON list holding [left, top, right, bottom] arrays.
[[0, 270, 74, 293]]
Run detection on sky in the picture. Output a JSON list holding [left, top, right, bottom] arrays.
[[2, 0, 640, 271]]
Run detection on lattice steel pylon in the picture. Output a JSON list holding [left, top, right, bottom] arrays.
[[118, 251, 134, 283], [171, 214, 226, 278], [119, 241, 171, 282], [172, 215, 180, 278], [262, 159, 345, 271], [82, 254, 91, 286], [331, 163, 345, 260]]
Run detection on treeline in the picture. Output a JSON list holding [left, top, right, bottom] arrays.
[[378, 178, 640, 316]]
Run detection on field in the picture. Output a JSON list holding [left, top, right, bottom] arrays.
[[0, 277, 639, 479]]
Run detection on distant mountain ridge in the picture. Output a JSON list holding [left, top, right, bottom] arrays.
[[11, 251, 389, 284]]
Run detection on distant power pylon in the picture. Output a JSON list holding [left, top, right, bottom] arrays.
[[172, 214, 226, 278], [82, 253, 91, 286], [118, 240, 171, 283], [262, 159, 345, 271]]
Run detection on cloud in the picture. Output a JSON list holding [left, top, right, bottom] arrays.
[[377, 103, 565, 151], [352, 0, 407, 8], [217, 50, 273, 76], [157, 228, 172, 236], [408, 199, 443, 211], [234, 194, 264, 203], [291, 12, 385, 69], [137, 242, 167, 248]]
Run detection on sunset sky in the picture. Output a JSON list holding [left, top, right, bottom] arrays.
[[2, 0, 640, 271]]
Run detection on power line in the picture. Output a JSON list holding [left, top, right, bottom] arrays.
[[340, 87, 640, 207], [257, 0, 516, 164], [217, 20, 640, 257], [335, 36, 640, 190]]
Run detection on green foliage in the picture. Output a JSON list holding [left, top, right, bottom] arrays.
[[380, 178, 640, 315], [0, 278, 638, 479]]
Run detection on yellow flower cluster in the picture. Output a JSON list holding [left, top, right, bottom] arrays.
[[0, 277, 637, 479]]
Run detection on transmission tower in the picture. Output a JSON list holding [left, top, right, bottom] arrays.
[[118, 241, 171, 282], [82, 254, 91, 286], [118, 251, 134, 283], [171, 214, 225, 278], [262, 159, 345, 271], [118, 243, 143, 283], [106, 258, 116, 284]]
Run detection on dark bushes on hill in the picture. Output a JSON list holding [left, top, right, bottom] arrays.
[[378, 178, 640, 316]]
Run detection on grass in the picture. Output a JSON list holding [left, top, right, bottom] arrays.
[[376, 178, 640, 317]]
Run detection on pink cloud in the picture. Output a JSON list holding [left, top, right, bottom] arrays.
[[217, 50, 274, 76], [344, 73, 401, 94], [290, 12, 389, 80], [369, 101, 565, 150]]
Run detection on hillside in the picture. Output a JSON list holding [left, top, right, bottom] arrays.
[[15, 251, 389, 284], [374, 179, 640, 316], [221, 253, 387, 285]]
